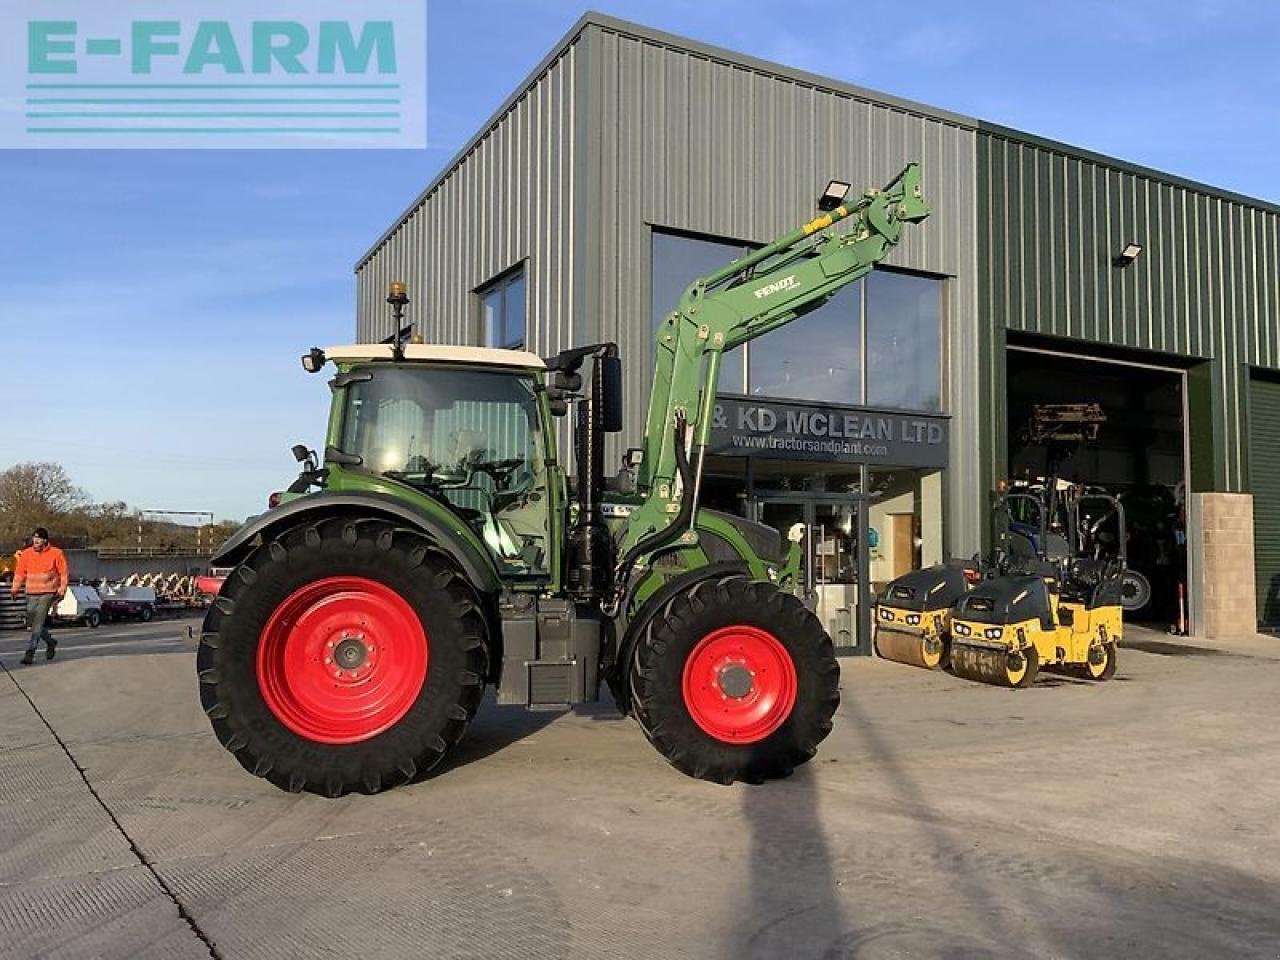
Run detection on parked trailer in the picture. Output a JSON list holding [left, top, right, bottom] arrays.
[[100, 584, 158, 622], [55, 584, 103, 628]]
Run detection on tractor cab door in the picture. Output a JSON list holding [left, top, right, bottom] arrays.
[[336, 364, 552, 577]]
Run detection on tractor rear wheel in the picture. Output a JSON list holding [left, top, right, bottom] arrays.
[[628, 575, 839, 784], [196, 517, 488, 797]]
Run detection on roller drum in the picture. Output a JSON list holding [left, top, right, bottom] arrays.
[[950, 641, 1038, 688], [874, 626, 947, 670]]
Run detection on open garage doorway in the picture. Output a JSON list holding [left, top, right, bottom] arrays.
[[1007, 344, 1188, 629]]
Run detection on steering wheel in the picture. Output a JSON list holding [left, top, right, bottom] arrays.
[[1082, 504, 1121, 560], [473, 457, 526, 489]]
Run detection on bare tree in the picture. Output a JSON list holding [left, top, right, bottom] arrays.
[[0, 462, 87, 546]]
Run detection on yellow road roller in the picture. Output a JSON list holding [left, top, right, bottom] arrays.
[[874, 562, 980, 670], [949, 486, 1126, 688]]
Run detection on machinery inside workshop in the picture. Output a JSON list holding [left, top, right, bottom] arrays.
[[1006, 345, 1187, 628]]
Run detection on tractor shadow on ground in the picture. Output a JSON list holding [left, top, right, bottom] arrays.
[[737, 766, 848, 960], [832, 694, 1016, 957], [424, 694, 564, 778], [432, 685, 630, 776], [831, 670, 1280, 958]]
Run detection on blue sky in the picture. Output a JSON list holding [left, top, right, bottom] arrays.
[[1, 0, 1277, 521]]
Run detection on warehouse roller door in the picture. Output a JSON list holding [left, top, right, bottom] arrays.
[[1249, 377, 1280, 630]]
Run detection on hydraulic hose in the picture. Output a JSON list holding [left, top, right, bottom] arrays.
[[606, 416, 696, 614]]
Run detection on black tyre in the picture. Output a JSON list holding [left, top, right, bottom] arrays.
[[1072, 641, 1117, 681], [1119, 570, 1152, 615], [139, 604, 154, 623], [1006, 644, 1040, 688], [628, 575, 839, 785], [196, 517, 489, 798], [86, 609, 101, 629]]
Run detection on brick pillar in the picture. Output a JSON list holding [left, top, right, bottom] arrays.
[[1189, 492, 1257, 638]]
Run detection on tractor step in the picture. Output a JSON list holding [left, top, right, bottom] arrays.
[[526, 660, 581, 707], [495, 598, 601, 707]]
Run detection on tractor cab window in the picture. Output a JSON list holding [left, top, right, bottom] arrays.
[[339, 366, 550, 576]]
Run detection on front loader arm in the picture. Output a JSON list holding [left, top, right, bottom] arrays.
[[618, 163, 929, 563]]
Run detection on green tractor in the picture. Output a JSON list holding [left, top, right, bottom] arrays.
[[197, 166, 929, 796]]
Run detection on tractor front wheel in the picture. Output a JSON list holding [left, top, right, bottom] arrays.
[[628, 575, 839, 784], [196, 517, 488, 797]]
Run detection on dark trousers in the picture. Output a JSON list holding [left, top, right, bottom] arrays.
[[26, 594, 56, 653]]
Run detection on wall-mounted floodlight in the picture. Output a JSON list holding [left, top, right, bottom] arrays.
[[818, 179, 851, 211], [1113, 242, 1143, 267], [300, 346, 326, 373]]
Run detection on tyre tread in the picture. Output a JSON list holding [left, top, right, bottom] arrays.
[[196, 516, 489, 797], [629, 577, 838, 785]]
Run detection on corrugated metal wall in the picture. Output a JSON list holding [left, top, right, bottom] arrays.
[[978, 131, 1280, 493], [354, 39, 582, 355], [579, 22, 984, 554], [1248, 376, 1280, 628]]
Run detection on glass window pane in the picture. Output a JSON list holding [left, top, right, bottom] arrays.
[[340, 367, 549, 573], [865, 271, 941, 412], [504, 273, 526, 349], [867, 468, 943, 591], [480, 268, 526, 349], [481, 288, 502, 348], [651, 231, 747, 393], [748, 282, 861, 404]]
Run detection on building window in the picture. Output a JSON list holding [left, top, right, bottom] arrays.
[[865, 271, 942, 412], [651, 231, 749, 393], [651, 227, 943, 412], [749, 282, 862, 405], [479, 267, 526, 350]]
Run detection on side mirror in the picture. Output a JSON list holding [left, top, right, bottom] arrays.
[[599, 355, 623, 433], [291, 444, 310, 463]]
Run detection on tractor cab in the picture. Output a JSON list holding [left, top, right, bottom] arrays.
[[317, 344, 557, 579]]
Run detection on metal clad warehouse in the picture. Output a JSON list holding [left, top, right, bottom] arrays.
[[356, 13, 1280, 642]]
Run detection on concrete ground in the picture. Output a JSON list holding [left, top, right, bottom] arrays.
[[2, 616, 1280, 960]]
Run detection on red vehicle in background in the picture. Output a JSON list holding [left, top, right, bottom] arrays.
[[196, 567, 230, 598]]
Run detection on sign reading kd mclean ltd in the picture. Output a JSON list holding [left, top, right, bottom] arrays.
[[708, 395, 949, 469]]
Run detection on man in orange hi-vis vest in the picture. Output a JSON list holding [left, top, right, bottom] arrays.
[[11, 527, 68, 665]]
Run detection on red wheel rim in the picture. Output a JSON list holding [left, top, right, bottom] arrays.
[[681, 625, 798, 744], [256, 576, 427, 745]]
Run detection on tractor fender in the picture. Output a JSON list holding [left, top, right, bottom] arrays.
[[210, 491, 500, 594], [609, 561, 751, 715]]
